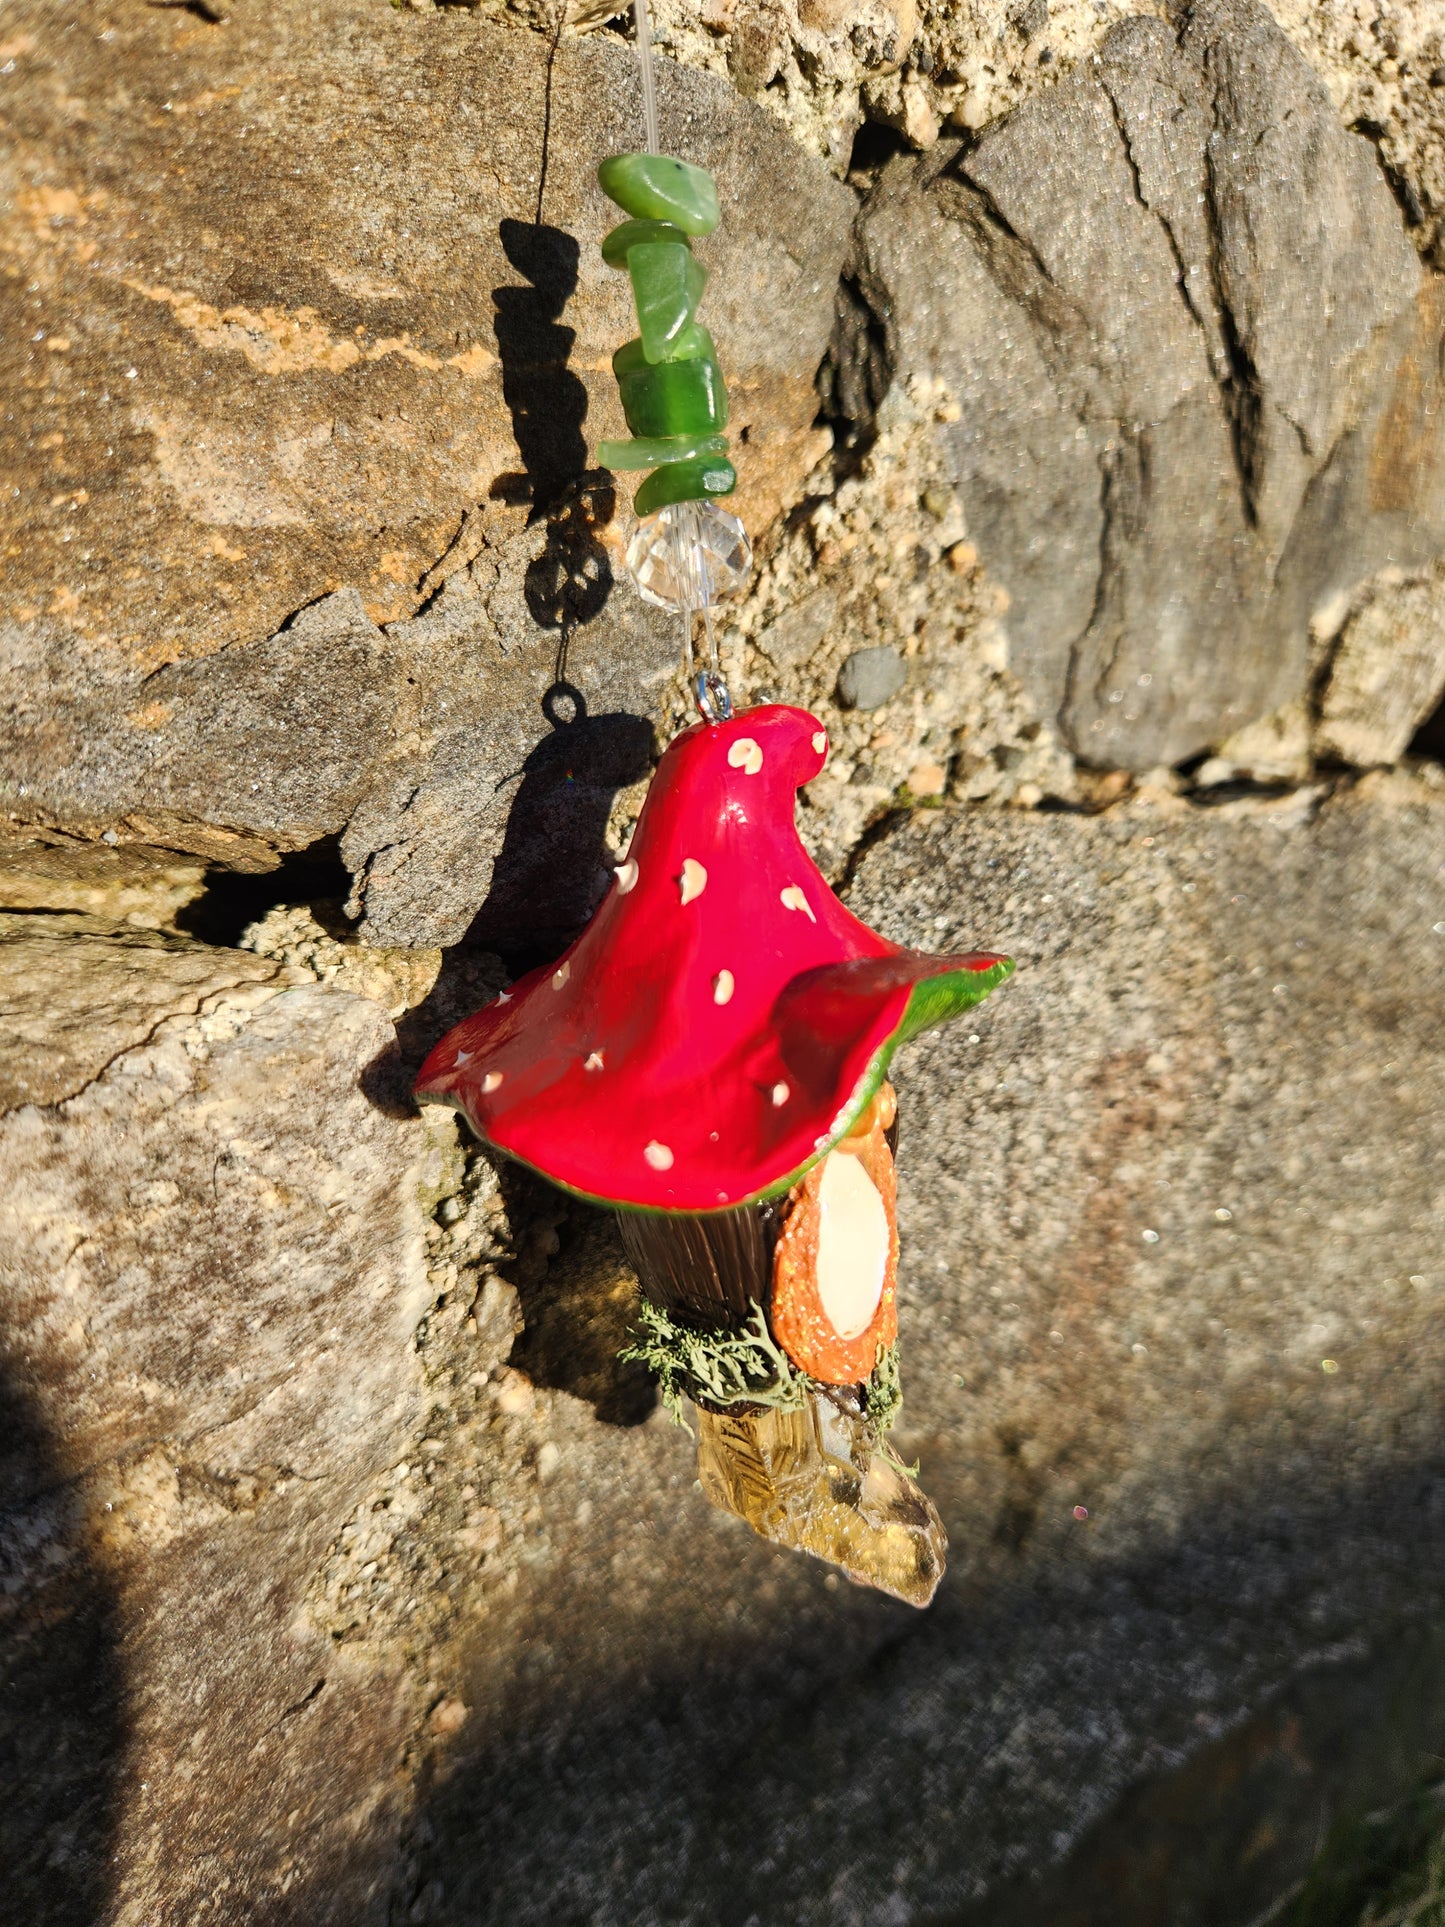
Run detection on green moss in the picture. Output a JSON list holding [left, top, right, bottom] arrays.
[[618, 1300, 806, 1433], [619, 1299, 908, 1450]]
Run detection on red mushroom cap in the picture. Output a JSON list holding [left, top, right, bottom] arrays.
[[414, 704, 1012, 1212]]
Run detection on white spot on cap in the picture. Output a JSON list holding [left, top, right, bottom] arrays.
[[615, 858, 639, 894], [455, 1049, 474, 1066], [496, 989, 512, 1004], [482, 1071, 504, 1094], [727, 737, 764, 776], [771, 1081, 790, 1106], [584, 1050, 604, 1071], [812, 731, 827, 755], [679, 858, 707, 905], [644, 1141, 674, 1170], [780, 885, 816, 922], [713, 969, 735, 1006], [553, 962, 570, 989]]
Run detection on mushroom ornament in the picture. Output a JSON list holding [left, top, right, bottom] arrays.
[[417, 1, 1012, 1605], [416, 703, 1013, 1607]]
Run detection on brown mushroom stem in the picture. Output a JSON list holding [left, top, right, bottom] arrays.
[[616, 1196, 782, 1330]]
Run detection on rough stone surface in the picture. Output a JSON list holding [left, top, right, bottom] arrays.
[[0, 911, 283, 1110], [0, 924, 469, 1926], [844, 1, 1443, 770], [399, 775, 1444, 1926], [1315, 570, 1445, 766], [563, 0, 1445, 216], [0, 0, 852, 918], [0, 831, 209, 929], [3, 774, 1444, 1923]]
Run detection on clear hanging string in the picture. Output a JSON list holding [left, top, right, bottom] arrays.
[[627, 0, 744, 723], [633, 0, 661, 154]]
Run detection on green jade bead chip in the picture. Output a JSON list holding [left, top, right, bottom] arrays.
[[613, 324, 714, 373], [634, 453, 737, 514], [597, 431, 729, 471], [628, 241, 708, 363], [598, 153, 720, 236], [619, 354, 728, 438], [601, 218, 692, 269]]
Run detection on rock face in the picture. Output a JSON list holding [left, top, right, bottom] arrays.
[[0, 919, 469, 1925], [399, 777, 1445, 1927], [1, 0, 853, 940], [4, 1, 1445, 1921], [845, 0, 1445, 769], [4, 776, 1445, 1924]]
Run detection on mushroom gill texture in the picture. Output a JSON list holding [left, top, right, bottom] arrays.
[[769, 1082, 899, 1385]]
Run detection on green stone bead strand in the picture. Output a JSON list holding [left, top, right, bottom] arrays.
[[618, 355, 728, 439], [598, 153, 720, 235], [633, 454, 737, 515], [598, 151, 736, 513], [627, 240, 708, 364], [600, 217, 692, 269], [595, 431, 729, 471], [612, 325, 716, 375]]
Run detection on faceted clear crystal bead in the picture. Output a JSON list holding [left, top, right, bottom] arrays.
[[625, 500, 753, 612]]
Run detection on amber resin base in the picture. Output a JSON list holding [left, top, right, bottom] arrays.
[[695, 1391, 946, 1608]]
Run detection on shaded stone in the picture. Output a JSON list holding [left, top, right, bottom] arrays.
[[0, 924, 471, 1924], [845, 1, 1438, 770], [337, 545, 672, 951], [836, 641, 907, 708], [392, 776, 1445, 1927]]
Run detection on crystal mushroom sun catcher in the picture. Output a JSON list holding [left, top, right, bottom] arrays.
[[415, 6, 1014, 1607], [417, 706, 1013, 1604]]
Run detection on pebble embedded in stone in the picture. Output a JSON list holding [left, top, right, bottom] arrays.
[[837, 645, 906, 711], [679, 858, 708, 904]]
